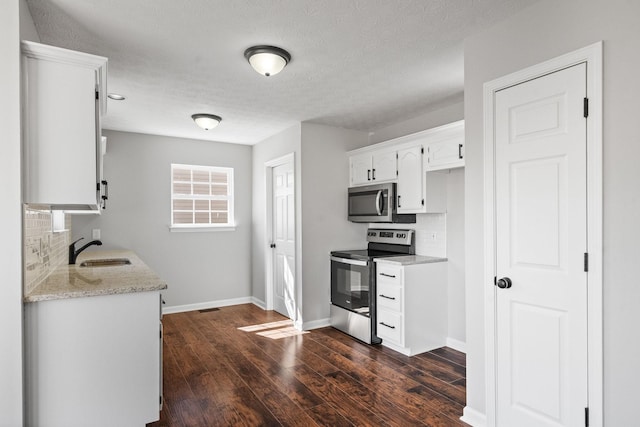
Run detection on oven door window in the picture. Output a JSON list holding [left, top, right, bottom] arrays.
[[331, 258, 370, 315]]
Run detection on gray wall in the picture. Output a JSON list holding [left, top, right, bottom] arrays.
[[300, 123, 368, 325], [251, 124, 301, 308], [1, 2, 23, 425], [368, 102, 466, 344], [73, 130, 252, 309], [464, 0, 640, 423], [251, 123, 367, 327]]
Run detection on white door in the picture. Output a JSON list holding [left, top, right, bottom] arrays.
[[272, 162, 295, 318], [494, 63, 588, 426]]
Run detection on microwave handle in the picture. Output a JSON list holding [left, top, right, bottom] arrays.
[[331, 256, 369, 267], [375, 190, 383, 215]]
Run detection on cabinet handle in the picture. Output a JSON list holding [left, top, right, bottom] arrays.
[[379, 294, 396, 300], [101, 180, 109, 209], [372, 168, 376, 180], [379, 322, 396, 329], [458, 144, 463, 159], [367, 169, 371, 181], [397, 195, 401, 208], [380, 273, 396, 278]]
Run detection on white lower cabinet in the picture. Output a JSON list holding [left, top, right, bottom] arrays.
[[375, 260, 447, 356], [25, 291, 162, 427]]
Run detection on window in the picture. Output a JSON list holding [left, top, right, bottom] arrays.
[[170, 164, 234, 230]]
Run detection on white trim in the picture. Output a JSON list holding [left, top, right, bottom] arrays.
[[251, 297, 267, 310], [169, 225, 236, 232], [170, 163, 234, 229], [461, 406, 487, 427], [446, 337, 466, 354], [264, 153, 296, 318], [482, 42, 603, 427], [162, 297, 253, 314], [302, 318, 331, 331]]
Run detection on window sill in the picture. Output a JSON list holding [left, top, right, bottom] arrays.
[[169, 225, 236, 233]]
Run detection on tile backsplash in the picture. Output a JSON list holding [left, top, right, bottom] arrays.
[[370, 213, 447, 257], [24, 207, 71, 295]]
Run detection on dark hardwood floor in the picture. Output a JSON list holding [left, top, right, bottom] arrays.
[[148, 304, 468, 427]]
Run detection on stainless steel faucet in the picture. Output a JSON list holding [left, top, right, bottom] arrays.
[[68, 237, 103, 264]]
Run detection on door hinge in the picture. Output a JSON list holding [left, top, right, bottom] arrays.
[[396, 170, 398, 176], [493, 276, 497, 286], [584, 253, 589, 272], [421, 147, 424, 154], [95, 90, 99, 100], [396, 153, 398, 159], [583, 97, 589, 118], [421, 199, 424, 206], [585, 407, 589, 427]]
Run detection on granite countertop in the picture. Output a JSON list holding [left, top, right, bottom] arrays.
[[375, 255, 448, 266], [24, 250, 167, 303]]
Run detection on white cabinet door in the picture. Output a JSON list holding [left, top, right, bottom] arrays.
[[350, 153, 373, 186], [371, 150, 397, 182], [350, 150, 397, 186], [25, 291, 161, 426], [22, 41, 107, 212], [375, 260, 448, 356], [424, 121, 465, 171], [396, 145, 424, 213]]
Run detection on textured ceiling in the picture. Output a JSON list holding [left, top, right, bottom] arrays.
[[26, 0, 536, 145]]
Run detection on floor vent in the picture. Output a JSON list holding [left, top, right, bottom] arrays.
[[199, 308, 220, 313]]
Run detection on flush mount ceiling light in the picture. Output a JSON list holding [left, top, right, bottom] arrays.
[[191, 114, 222, 130], [244, 45, 291, 77], [107, 93, 126, 101]]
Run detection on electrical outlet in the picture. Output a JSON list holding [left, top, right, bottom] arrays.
[[92, 229, 101, 240]]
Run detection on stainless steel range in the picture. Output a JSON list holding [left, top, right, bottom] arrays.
[[330, 228, 415, 344]]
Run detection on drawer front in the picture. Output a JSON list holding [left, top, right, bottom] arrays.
[[377, 282, 402, 312], [376, 263, 402, 287], [377, 309, 403, 345]]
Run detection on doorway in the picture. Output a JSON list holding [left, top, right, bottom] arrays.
[[265, 153, 296, 321], [483, 43, 603, 426]]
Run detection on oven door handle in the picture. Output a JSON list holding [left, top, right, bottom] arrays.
[[375, 190, 383, 216], [331, 256, 369, 267]]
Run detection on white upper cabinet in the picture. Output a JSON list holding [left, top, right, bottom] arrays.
[[348, 120, 463, 212], [424, 120, 465, 171], [22, 41, 108, 212], [350, 150, 396, 186], [396, 145, 424, 213]]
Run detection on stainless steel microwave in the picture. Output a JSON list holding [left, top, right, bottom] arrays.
[[348, 183, 416, 223]]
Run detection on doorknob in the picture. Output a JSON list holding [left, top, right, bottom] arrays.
[[496, 277, 512, 289], [270, 243, 276, 248]]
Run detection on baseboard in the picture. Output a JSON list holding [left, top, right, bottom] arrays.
[[251, 297, 266, 310], [302, 318, 331, 331], [446, 337, 467, 353], [460, 406, 486, 427], [163, 297, 253, 314]]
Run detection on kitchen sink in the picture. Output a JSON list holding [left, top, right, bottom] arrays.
[[79, 258, 131, 267]]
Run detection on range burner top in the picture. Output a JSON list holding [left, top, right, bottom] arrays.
[[330, 249, 404, 261], [330, 228, 416, 260]]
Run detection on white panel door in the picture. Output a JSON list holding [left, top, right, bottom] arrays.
[[272, 162, 295, 318], [494, 63, 588, 426]]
